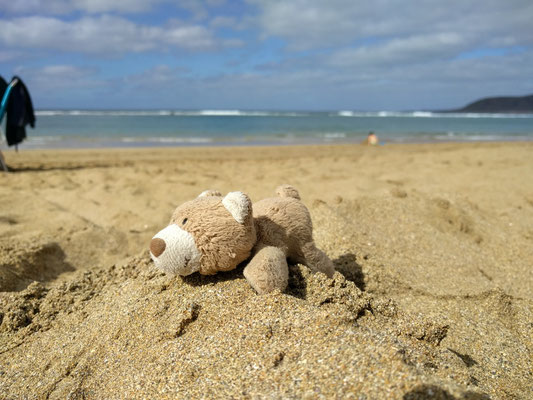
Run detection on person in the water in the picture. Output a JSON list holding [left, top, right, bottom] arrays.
[[365, 131, 378, 145]]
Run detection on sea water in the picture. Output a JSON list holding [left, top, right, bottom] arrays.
[[5, 110, 533, 149]]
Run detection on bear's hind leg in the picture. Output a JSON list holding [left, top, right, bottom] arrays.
[[301, 242, 335, 278], [244, 246, 289, 294]]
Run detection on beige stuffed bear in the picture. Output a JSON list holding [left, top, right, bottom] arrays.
[[149, 185, 334, 294]]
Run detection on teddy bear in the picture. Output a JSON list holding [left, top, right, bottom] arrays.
[[149, 185, 335, 294]]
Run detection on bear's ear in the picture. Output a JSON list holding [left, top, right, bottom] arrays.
[[222, 191, 252, 224], [198, 190, 222, 198]]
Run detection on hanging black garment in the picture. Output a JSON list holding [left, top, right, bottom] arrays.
[[5, 76, 36, 147], [0, 76, 7, 100]]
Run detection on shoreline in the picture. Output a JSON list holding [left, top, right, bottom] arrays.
[[3, 137, 533, 152], [4, 135, 533, 151]]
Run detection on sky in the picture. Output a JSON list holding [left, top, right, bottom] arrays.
[[1, 0, 532, 110]]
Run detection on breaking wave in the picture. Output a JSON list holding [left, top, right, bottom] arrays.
[[35, 110, 310, 117], [336, 111, 533, 118]]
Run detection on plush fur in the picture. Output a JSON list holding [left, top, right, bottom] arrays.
[[150, 185, 335, 294]]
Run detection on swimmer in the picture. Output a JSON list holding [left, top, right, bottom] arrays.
[[366, 131, 379, 145]]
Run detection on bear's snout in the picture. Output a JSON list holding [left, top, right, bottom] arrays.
[[150, 238, 166, 257], [150, 224, 202, 276]]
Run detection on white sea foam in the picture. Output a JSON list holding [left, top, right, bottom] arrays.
[[35, 111, 67, 116], [335, 110, 533, 118], [121, 137, 213, 144], [35, 110, 175, 117], [323, 132, 346, 138], [425, 112, 533, 118], [378, 111, 401, 117], [411, 111, 433, 117], [35, 109, 533, 118], [198, 110, 242, 116], [338, 111, 355, 117], [172, 110, 308, 117], [35, 110, 310, 117], [27, 136, 62, 143]]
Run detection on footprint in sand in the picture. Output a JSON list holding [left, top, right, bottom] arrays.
[[428, 197, 482, 243]]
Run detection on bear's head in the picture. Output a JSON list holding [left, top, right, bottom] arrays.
[[150, 190, 257, 276]]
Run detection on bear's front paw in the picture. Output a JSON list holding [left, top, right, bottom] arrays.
[[243, 246, 289, 294]]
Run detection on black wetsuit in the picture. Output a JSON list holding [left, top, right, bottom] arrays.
[[4, 76, 36, 147]]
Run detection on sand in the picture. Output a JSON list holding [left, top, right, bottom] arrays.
[[0, 142, 531, 399]]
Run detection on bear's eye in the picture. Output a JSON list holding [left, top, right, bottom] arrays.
[[182, 218, 188, 225]]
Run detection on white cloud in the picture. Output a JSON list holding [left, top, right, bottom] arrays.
[[249, 0, 533, 51], [0, 15, 237, 54], [0, 50, 24, 62], [327, 33, 467, 68], [39, 65, 97, 77], [72, 0, 157, 13], [210, 16, 237, 28], [0, 0, 227, 16], [14, 64, 102, 91], [0, 0, 162, 14], [244, 0, 533, 106], [177, 0, 207, 20], [123, 65, 188, 89]]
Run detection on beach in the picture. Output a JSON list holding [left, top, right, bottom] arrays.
[[0, 142, 532, 399]]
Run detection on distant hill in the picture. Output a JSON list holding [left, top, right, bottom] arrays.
[[453, 94, 533, 113]]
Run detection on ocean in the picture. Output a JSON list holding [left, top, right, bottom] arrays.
[[5, 110, 533, 149]]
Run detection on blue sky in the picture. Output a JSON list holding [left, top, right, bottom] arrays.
[[1, 0, 532, 110]]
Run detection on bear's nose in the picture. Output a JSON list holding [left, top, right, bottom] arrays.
[[150, 238, 166, 257]]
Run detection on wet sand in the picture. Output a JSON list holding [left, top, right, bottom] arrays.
[[0, 142, 532, 399]]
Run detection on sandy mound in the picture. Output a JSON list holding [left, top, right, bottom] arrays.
[[1, 194, 530, 399], [0, 256, 478, 399]]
